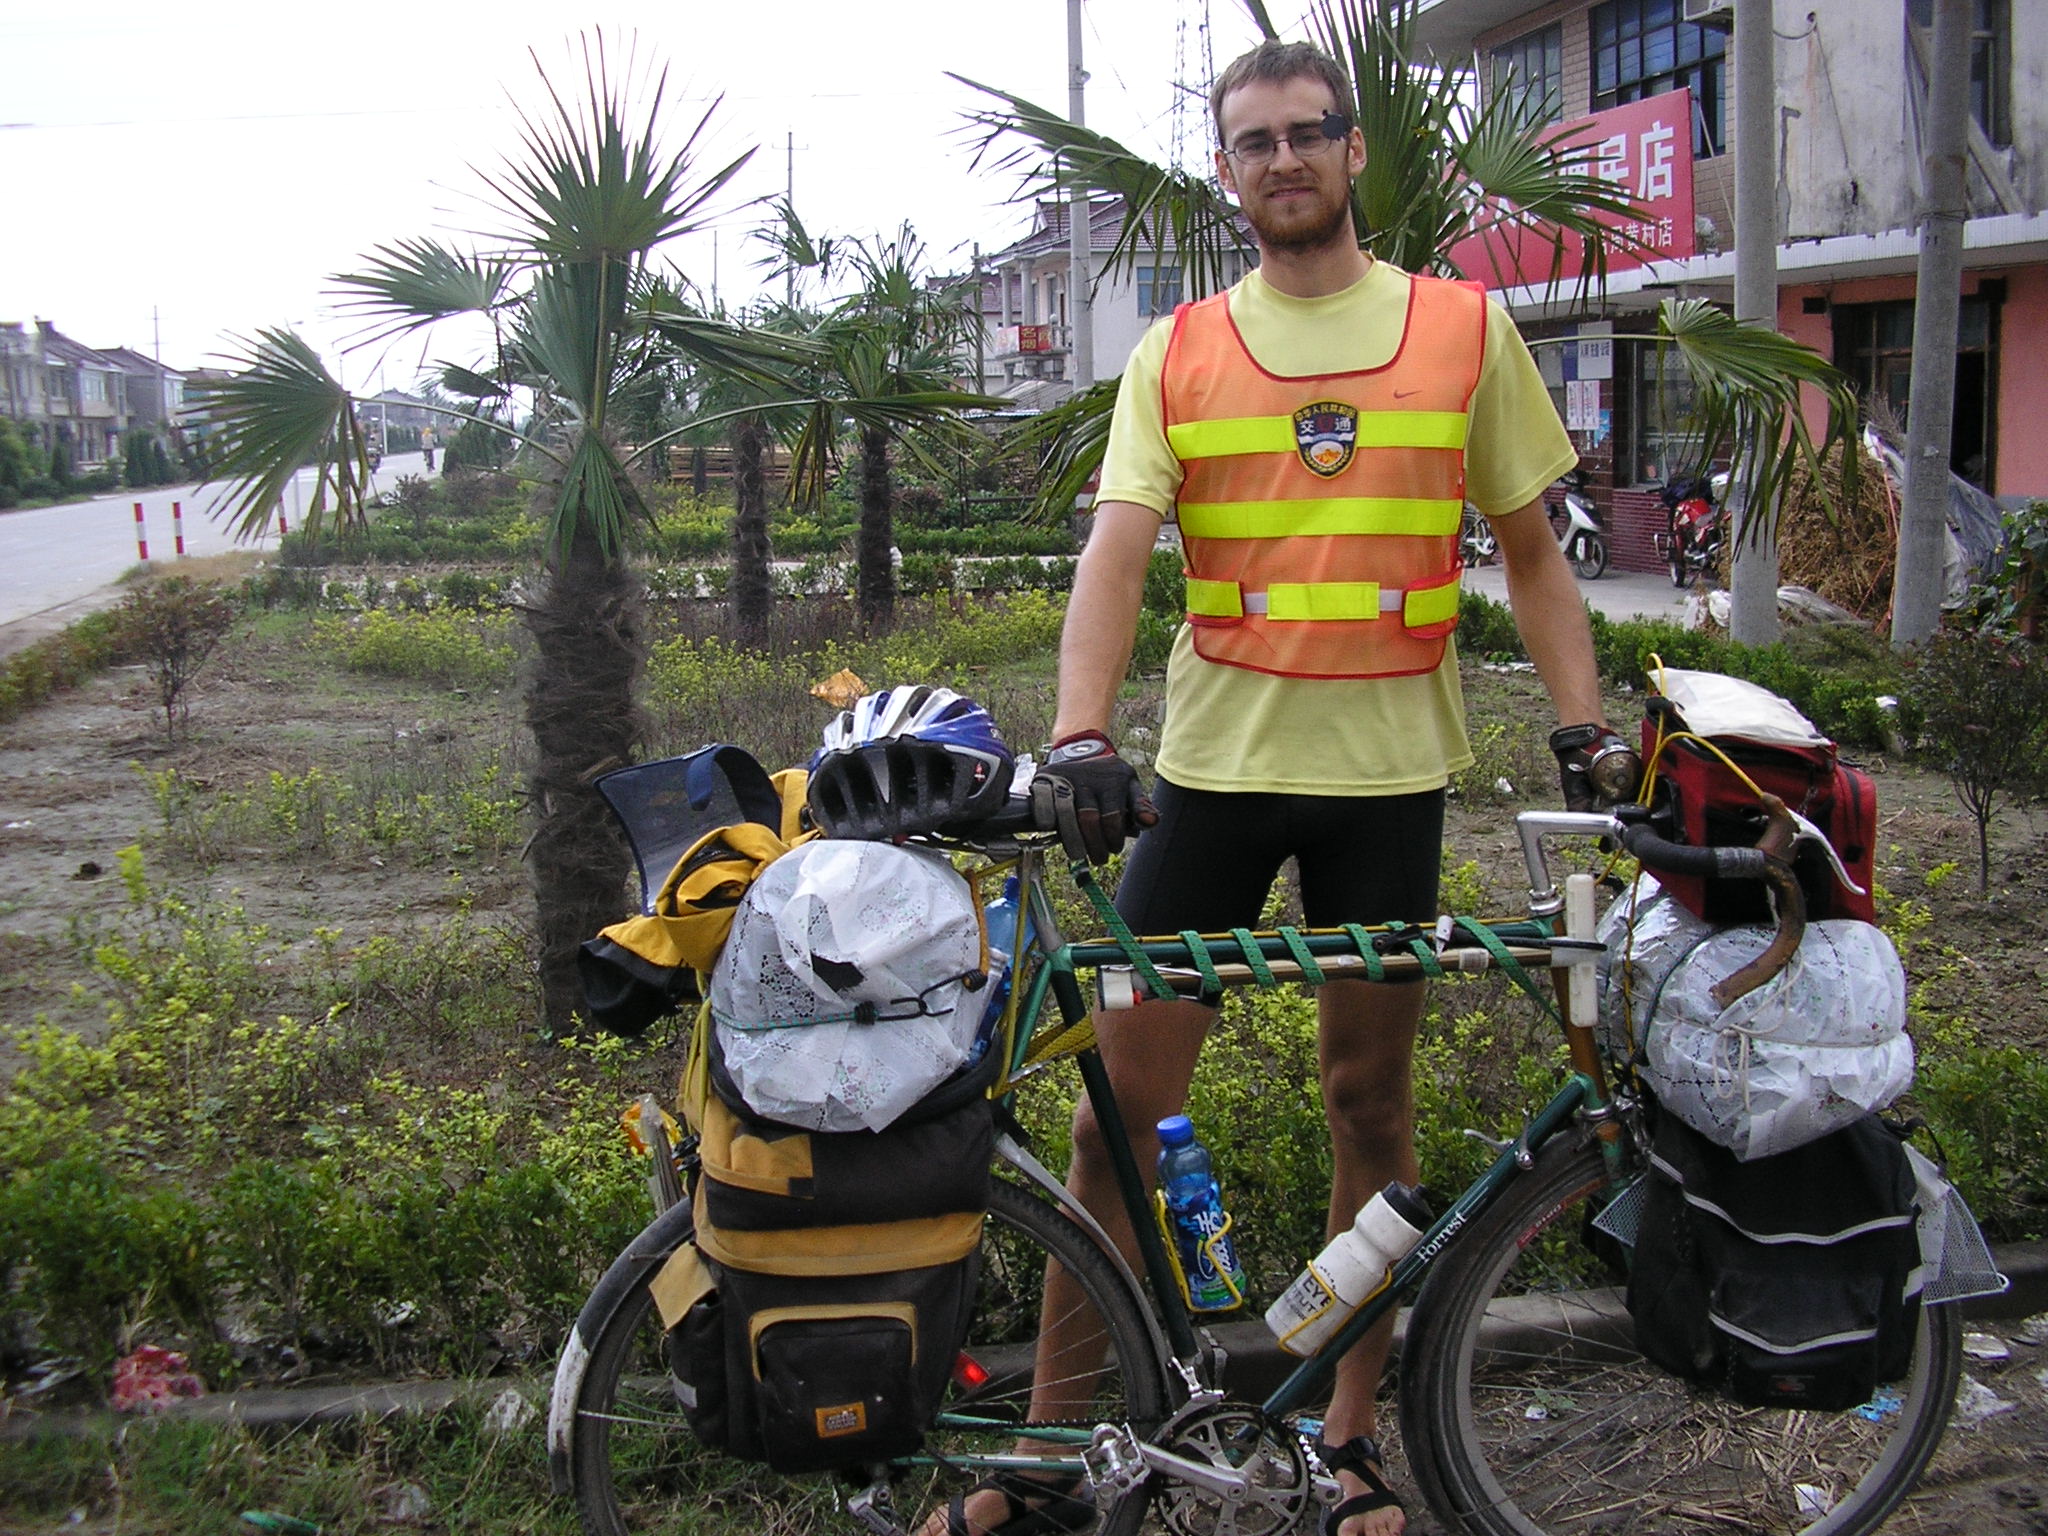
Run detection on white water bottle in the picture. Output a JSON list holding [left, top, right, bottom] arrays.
[[1264, 1182, 1430, 1357]]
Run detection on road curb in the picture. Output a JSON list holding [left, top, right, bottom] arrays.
[[5, 1243, 2041, 1443]]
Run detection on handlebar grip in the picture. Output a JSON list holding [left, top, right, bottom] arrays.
[[1619, 823, 1769, 881]]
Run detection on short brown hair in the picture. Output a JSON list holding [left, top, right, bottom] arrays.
[[1208, 41, 1351, 143]]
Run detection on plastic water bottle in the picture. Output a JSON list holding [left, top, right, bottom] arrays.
[[1265, 1182, 1431, 1356], [1157, 1115, 1248, 1312], [972, 875, 1032, 1051]]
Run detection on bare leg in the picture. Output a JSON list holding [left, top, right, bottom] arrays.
[[1316, 978, 1425, 1536], [917, 995, 1215, 1536]]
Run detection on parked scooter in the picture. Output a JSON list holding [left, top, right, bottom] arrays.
[[1459, 470, 1608, 579], [1552, 468, 1609, 579], [1658, 470, 1730, 588]]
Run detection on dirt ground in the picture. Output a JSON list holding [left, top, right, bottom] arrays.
[[3, 620, 2047, 1532]]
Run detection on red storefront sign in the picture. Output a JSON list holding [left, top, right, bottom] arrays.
[[1448, 87, 1696, 286], [1017, 324, 1052, 353]]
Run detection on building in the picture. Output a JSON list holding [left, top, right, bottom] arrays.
[[975, 196, 1254, 408], [0, 320, 132, 467], [1411, 0, 2047, 570], [96, 347, 188, 436]]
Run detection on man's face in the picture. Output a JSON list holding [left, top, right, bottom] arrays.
[[1213, 75, 1365, 257]]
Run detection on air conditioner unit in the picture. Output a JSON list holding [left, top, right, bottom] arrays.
[[1682, 0, 1734, 28]]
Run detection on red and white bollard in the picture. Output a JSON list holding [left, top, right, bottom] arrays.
[[172, 501, 186, 558], [276, 500, 289, 536], [132, 502, 150, 563]]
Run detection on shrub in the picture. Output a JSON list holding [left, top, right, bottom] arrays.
[[1904, 630, 2048, 893], [113, 577, 240, 740], [314, 610, 517, 690], [0, 609, 127, 723]]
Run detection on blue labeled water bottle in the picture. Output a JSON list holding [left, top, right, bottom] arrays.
[[1157, 1115, 1248, 1312]]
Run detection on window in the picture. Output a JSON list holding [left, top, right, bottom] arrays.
[[1592, 0, 1727, 156], [1492, 24, 1564, 125], [1834, 295, 1999, 489], [1621, 339, 1705, 486], [1908, 0, 2011, 148], [83, 371, 106, 404], [1137, 265, 1183, 317]]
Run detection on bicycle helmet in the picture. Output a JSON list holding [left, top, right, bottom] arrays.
[[807, 685, 1015, 840]]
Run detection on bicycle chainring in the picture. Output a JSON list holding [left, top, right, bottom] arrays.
[[1153, 1403, 1319, 1536]]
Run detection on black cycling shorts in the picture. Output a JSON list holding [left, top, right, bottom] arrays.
[[1113, 777, 1445, 977]]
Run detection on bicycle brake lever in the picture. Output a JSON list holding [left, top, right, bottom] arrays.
[[1788, 809, 1867, 896]]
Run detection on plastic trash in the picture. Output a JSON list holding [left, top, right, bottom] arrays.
[[1962, 1333, 2012, 1362], [1952, 1374, 2016, 1427]]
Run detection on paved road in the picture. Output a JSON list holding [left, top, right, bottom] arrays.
[[0, 451, 433, 641], [1463, 558, 1694, 625]]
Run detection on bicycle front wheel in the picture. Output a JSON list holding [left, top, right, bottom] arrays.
[[1399, 1139, 1959, 1536], [561, 1177, 1169, 1536]]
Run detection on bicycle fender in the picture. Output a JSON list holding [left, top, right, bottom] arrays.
[[548, 1196, 700, 1497]]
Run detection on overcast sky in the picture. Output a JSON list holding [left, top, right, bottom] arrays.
[[3, 0, 1275, 391]]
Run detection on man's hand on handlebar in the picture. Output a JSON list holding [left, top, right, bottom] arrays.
[[1549, 723, 1642, 813], [1035, 731, 1159, 865]]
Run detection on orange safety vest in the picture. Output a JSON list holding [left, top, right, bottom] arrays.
[[1161, 273, 1486, 680]]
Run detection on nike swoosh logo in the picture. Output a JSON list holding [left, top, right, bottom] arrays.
[[1394, 389, 1419, 399]]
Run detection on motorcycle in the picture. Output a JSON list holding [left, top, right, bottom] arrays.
[[1658, 470, 1730, 589], [1458, 469, 1608, 579]]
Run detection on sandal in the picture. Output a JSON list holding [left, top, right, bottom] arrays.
[[1319, 1435, 1405, 1536], [943, 1470, 1096, 1536]]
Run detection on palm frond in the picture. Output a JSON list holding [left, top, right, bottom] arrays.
[[482, 37, 751, 266], [550, 427, 642, 560], [1656, 298, 1860, 540], [952, 75, 1252, 298], [331, 239, 517, 345], [191, 329, 374, 539], [440, 362, 514, 401], [1005, 379, 1121, 525]]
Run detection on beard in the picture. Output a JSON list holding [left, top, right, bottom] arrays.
[[1243, 176, 1356, 256], [1236, 177, 1351, 259]]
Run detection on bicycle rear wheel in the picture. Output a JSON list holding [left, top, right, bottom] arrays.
[[559, 1177, 1168, 1536], [1399, 1139, 1959, 1536]]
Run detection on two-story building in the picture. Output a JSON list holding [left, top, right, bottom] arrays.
[[976, 196, 1254, 408], [0, 320, 132, 468], [1413, 0, 2046, 569]]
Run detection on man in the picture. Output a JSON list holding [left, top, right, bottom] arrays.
[[935, 40, 1631, 1536]]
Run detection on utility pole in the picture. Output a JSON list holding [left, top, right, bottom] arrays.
[[1067, 0, 1095, 390], [1892, 0, 1972, 649], [1726, 0, 1780, 646], [786, 131, 797, 309]]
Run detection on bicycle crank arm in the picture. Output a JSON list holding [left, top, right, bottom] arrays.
[[1084, 1423, 1255, 1502]]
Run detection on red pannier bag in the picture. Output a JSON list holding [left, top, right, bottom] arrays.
[[1641, 688, 1876, 927]]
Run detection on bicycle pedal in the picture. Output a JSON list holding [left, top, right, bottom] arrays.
[[844, 1480, 907, 1536]]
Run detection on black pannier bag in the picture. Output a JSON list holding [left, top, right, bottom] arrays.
[[1626, 1110, 1921, 1410], [649, 1038, 993, 1473]]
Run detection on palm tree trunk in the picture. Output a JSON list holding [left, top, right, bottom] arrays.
[[525, 514, 645, 1035], [856, 423, 894, 630], [730, 415, 773, 645]]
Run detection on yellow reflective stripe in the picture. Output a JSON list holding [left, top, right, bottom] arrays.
[[1403, 574, 1464, 627], [1168, 412, 1469, 459], [1184, 577, 1243, 618], [1177, 499, 1463, 538], [1266, 582, 1382, 621], [1168, 418, 1293, 458]]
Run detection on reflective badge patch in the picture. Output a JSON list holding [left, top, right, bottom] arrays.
[[1292, 402, 1358, 478], [816, 1401, 868, 1438]]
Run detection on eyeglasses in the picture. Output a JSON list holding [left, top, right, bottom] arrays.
[[1223, 111, 1353, 166]]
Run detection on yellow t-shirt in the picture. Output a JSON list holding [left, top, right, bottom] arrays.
[[1098, 262, 1575, 794]]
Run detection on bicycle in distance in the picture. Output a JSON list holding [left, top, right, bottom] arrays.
[[550, 678, 2001, 1536]]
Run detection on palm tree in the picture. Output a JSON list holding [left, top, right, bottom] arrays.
[[764, 209, 1001, 629], [193, 40, 814, 1033], [960, 0, 1857, 530]]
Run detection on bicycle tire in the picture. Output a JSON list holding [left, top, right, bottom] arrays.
[[1399, 1138, 1959, 1536], [561, 1177, 1169, 1536], [1571, 534, 1608, 581]]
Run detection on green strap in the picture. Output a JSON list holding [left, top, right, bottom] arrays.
[[1074, 864, 1177, 1001], [1229, 928, 1278, 988], [1179, 931, 1225, 998], [1276, 925, 1326, 986], [1340, 924, 1386, 982], [1405, 937, 1447, 980], [1454, 916, 1562, 1024]]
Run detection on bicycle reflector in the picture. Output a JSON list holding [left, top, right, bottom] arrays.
[[951, 1352, 992, 1392]]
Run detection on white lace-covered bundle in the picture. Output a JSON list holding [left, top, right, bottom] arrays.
[[710, 840, 983, 1133], [1597, 878, 1913, 1160]]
